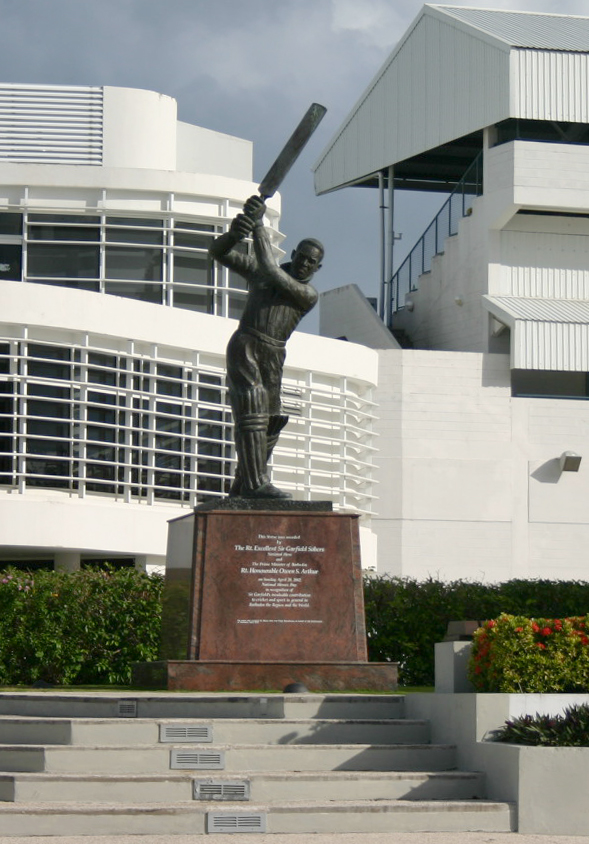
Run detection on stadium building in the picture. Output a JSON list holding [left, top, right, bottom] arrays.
[[316, 5, 589, 582], [0, 83, 377, 573]]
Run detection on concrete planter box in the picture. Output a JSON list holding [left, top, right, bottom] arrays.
[[405, 692, 589, 835]]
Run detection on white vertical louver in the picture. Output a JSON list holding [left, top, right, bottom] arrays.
[[0, 84, 103, 165]]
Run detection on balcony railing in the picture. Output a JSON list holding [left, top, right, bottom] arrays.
[[388, 151, 483, 322]]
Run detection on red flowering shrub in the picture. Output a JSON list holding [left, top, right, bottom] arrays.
[[468, 614, 589, 693]]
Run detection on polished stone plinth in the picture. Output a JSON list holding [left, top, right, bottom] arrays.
[[137, 504, 398, 692]]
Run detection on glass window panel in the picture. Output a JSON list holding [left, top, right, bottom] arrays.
[[104, 281, 163, 304], [172, 252, 210, 284], [88, 391, 116, 405], [157, 363, 182, 379], [105, 246, 162, 280], [28, 225, 100, 241], [29, 344, 71, 361], [26, 438, 70, 456], [87, 444, 116, 461], [28, 419, 70, 438], [0, 244, 22, 280], [28, 360, 70, 380], [106, 217, 162, 228], [155, 452, 181, 468], [27, 383, 69, 399], [155, 402, 182, 417], [156, 379, 182, 398], [88, 406, 116, 427], [89, 368, 117, 386], [26, 457, 70, 476], [28, 244, 99, 278], [0, 213, 23, 235], [199, 386, 221, 404], [28, 400, 70, 419], [172, 285, 213, 313], [89, 352, 117, 368], [174, 232, 213, 249], [106, 228, 163, 245], [174, 221, 215, 232], [156, 416, 182, 433], [87, 425, 116, 442]]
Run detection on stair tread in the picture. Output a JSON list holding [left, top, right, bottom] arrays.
[[0, 741, 451, 751], [0, 769, 481, 781], [0, 798, 514, 813]]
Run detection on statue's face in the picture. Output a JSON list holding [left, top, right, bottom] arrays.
[[290, 244, 323, 281]]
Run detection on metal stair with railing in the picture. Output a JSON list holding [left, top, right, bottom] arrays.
[[0, 691, 515, 836]]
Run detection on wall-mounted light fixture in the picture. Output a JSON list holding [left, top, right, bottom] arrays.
[[560, 451, 582, 472]]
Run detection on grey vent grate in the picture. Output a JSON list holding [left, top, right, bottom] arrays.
[[194, 780, 250, 801], [170, 749, 225, 770], [117, 699, 138, 718], [207, 813, 266, 833], [160, 723, 213, 743]]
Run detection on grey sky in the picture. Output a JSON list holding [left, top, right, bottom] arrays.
[[0, 0, 587, 331]]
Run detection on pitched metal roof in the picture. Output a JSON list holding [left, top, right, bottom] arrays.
[[436, 5, 589, 52]]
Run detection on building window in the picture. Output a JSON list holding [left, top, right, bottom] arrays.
[[0, 336, 377, 514], [512, 369, 589, 399]]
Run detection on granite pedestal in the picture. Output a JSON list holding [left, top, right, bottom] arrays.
[[133, 499, 397, 692]]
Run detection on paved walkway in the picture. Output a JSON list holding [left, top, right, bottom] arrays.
[[1, 834, 588, 843]]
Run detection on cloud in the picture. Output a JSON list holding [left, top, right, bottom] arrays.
[[331, 0, 413, 49]]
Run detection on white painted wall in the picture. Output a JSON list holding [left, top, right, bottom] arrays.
[[176, 122, 252, 181], [102, 87, 177, 171], [373, 347, 589, 581]]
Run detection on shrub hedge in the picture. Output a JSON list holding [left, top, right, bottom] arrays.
[[0, 566, 163, 686], [363, 575, 589, 686], [2, 568, 589, 689], [468, 613, 589, 693]]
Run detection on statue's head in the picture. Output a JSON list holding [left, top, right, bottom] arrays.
[[290, 238, 324, 282]]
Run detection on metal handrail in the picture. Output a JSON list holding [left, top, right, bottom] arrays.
[[388, 151, 483, 321]]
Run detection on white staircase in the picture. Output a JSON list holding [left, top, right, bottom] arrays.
[[0, 691, 515, 836]]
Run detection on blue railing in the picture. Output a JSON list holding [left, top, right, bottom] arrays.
[[388, 151, 483, 321]]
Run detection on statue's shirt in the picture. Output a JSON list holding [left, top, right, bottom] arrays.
[[209, 225, 318, 343]]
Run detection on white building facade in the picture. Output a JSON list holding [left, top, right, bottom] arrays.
[[317, 6, 589, 582], [0, 84, 378, 572]]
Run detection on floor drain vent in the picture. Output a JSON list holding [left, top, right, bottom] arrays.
[[117, 699, 138, 718], [194, 780, 250, 801], [207, 813, 266, 833], [160, 724, 213, 743], [170, 749, 225, 770]]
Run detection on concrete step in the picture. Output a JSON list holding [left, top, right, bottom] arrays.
[[0, 716, 428, 747], [0, 692, 405, 721], [0, 798, 516, 836], [0, 769, 486, 804], [0, 742, 457, 774]]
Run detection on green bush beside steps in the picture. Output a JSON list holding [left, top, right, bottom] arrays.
[[0, 566, 163, 686]]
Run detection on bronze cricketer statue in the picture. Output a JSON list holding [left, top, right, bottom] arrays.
[[209, 196, 323, 499], [208, 103, 327, 500]]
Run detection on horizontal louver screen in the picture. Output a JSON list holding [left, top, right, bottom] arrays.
[[0, 84, 103, 165]]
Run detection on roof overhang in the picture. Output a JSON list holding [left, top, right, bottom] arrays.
[[484, 295, 589, 371]]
